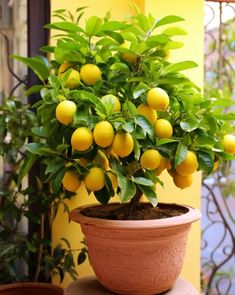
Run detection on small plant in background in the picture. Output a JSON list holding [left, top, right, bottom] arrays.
[[0, 96, 87, 283]]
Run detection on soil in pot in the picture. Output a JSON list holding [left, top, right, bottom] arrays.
[[0, 283, 64, 295], [81, 202, 189, 220]]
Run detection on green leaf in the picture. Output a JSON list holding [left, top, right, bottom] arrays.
[[146, 35, 170, 46], [94, 186, 112, 205], [196, 131, 216, 145], [85, 16, 102, 36], [52, 167, 66, 193], [40, 45, 55, 53], [175, 142, 187, 167], [134, 139, 141, 161], [26, 143, 44, 154], [110, 62, 130, 73], [117, 174, 136, 203], [137, 14, 149, 32], [154, 15, 184, 29], [44, 158, 65, 175], [197, 151, 214, 176], [138, 185, 158, 207], [12, 55, 50, 82], [45, 22, 83, 32], [180, 115, 198, 132], [100, 21, 131, 31], [103, 30, 124, 43], [135, 115, 154, 137], [122, 121, 134, 133], [215, 113, 235, 120], [132, 177, 154, 186], [69, 90, 100, 104], [31, 127, 47, 137], [18, 153, 38, 185], [24, 85, 44, 96], [156, 138, 178, 146], [164, 41, 184, 50], [162, 61, 198, 75], [77, 251, 86, 265], [64, 252, 75, 268], [53, 245, 65, 264], [205, 114, 217, 134], [162, 26, 187, 36], [133, 82, 149, 99]]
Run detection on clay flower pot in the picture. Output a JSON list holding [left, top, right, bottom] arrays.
[[70, 203, 201, 295], [0, 283, 63, 295]]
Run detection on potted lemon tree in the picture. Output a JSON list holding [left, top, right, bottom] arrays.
[[17, 8, 235, 295]]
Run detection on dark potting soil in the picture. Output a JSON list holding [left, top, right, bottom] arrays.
[[81, 203, 188, 220]]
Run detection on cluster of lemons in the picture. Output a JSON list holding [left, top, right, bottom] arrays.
[[55, 60, 235, 194]]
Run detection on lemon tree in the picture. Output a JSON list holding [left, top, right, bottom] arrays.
[[17, 8, 235, 210]]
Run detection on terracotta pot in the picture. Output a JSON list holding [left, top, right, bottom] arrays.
[[70, 203, 201, 295], [0, 283, 63, 295]]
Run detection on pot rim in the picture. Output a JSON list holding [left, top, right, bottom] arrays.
[[70, 202, 201, 229]]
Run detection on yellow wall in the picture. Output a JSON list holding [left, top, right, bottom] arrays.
[[51, 0, 203, 290]]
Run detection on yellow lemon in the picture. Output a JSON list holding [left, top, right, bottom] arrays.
[[137, 104, 157, 124], [107, 171, 118, 189], [71, 127, 93, 152], [80, 64, 102, 86], [62, 171, 81, 192], [173, 172, 193, 190], [154, 119, 173, 139], [101, 94, 121, 113], [93, 121, 114, 148], [223, 134, 235, 154], [55, 100, 77, 125], [176, 151, 198, 176], [58, 61, 73, 77], [140, 149, 161, 170], [121, 41, 137, 64], [112, 132, 134, 158], [84, 167, 105, 191], [64, 69, 80, 89], [147, 87, 169, 111]]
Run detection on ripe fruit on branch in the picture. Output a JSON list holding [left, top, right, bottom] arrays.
[[154, 119, 173, 139], [85, 167, 105, 191], [140, 149, 161, 170], [58, 61, 73, 77], [147, 87, 169, 111], [223, 134, 235, 154], [93, 121, 114, 148], [80, 64, 102, 86], [62, 171, 81, 192], [63, 69, 81, 89], [176, 151, 198, 176], [56, 100, 77, 125], [173, 172, 193, 189], [112, 132, 134, 158], [137, 104, 157, 125], [71, 127, 93, 152]]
